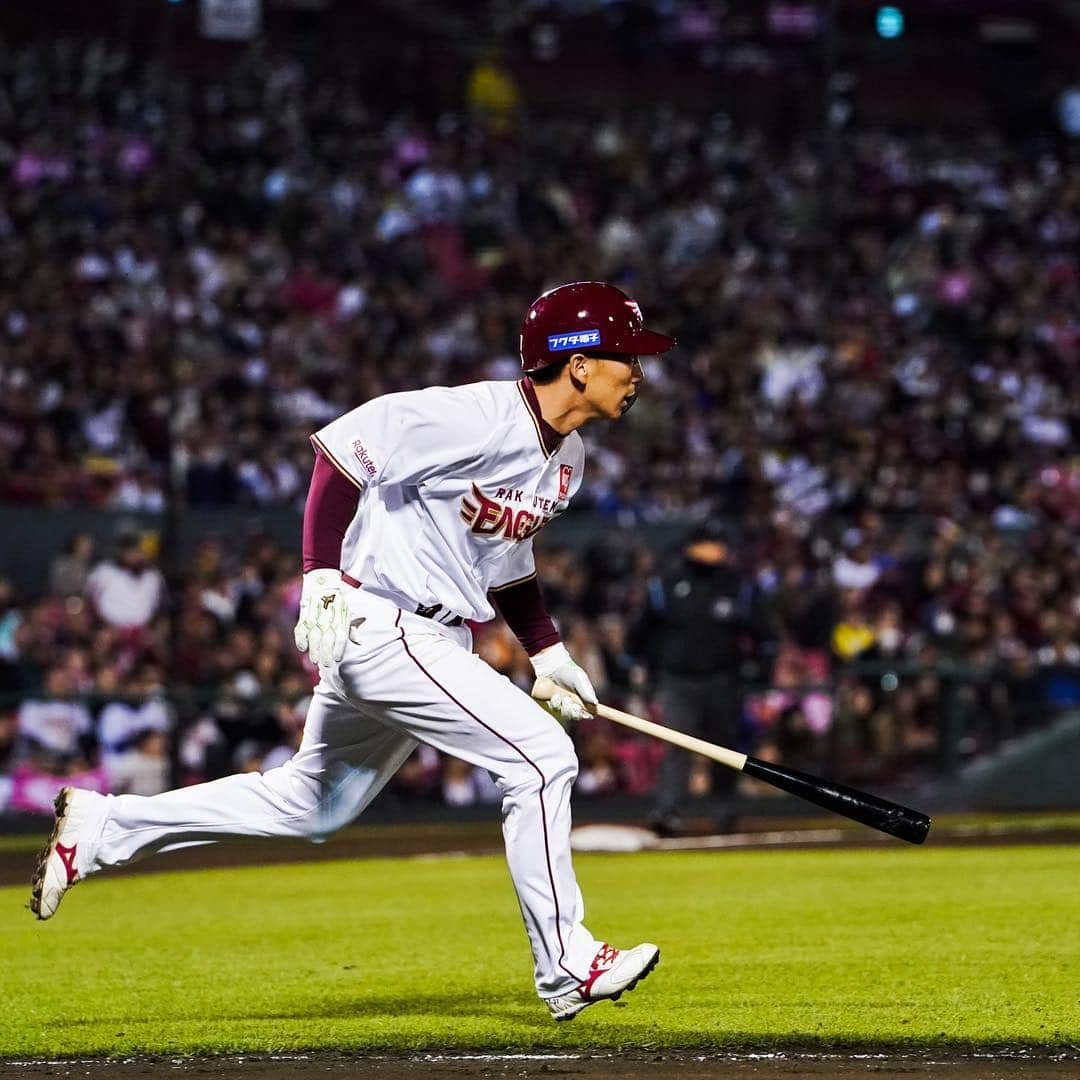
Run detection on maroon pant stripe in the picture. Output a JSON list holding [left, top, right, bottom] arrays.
[[394, 610, 584, 985]]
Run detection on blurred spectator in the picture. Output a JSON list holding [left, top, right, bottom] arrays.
[[0, 579, 21, 666], [48, 533, 96, 599], [394, 744, 442, 800], [106, 729, 169, 797], [85, 529, 165, 630], [466, 51, 521, 134], [0, 709, 16, 774], [575, 719, 620, 796], [179, 716, 227, 787], [16, 668, 94, 761], [231, 738, 266, 775], [261, 691, 309, 772], [441, 756, 501, 807], [832, 590, 876, 662], [97, 661, 171, 793]]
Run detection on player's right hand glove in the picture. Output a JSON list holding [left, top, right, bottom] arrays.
[[530, 642, 598, 723], [294, 569, 351, 668]]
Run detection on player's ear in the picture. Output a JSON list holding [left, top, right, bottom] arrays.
[[569, 352, 591, 384]]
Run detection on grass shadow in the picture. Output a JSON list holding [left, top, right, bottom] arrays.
[[51, 989, 555, 1030]]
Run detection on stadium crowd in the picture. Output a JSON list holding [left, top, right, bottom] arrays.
[[0, 37, 1077, 814], [2, 507, 1078, 814]]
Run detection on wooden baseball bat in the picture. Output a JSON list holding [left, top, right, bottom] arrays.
[[532, 678, 931, 845]]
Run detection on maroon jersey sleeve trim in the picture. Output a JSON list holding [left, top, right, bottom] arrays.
[[309, 433, 365, 491], [488, 571, 538, 592], [302, 449, 361, 573]]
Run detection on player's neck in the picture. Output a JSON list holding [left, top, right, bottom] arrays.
[[530, 380, 595, 435]]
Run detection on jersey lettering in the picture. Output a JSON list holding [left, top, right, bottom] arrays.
[[461, 483, 553, 543]]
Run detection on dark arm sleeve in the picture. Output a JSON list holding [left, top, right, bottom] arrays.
[[302, 449, 361, 573], [489, 575, 561, 657]]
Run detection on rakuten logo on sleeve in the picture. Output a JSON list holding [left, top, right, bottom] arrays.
[[352, 439, 377, 476]]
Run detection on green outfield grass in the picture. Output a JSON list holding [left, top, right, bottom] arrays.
[[2, 844, 1079, 1056]]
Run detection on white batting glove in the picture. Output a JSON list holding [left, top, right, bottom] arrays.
[[294, 569, 351, 669], [530, 643, 597, 723]]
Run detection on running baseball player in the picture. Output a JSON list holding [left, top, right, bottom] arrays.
[[30, 281, 677, 1022]]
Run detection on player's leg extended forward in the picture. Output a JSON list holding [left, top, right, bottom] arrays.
[[76, 685, 414, 878], [336, 598, 600, 998]]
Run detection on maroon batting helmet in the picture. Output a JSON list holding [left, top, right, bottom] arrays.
[[520, 281, 677, 374]]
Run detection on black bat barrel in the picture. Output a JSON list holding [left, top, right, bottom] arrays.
[[742, 756, 931, 845]]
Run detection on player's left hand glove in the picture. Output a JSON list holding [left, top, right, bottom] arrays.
[[530, 642, 598, 723], [294, 568, 351, 668]]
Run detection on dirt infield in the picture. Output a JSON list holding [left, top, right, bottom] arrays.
[[3, 1052, 1079, 1080]]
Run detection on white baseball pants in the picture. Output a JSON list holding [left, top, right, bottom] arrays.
[[80, 588, 600, 997]]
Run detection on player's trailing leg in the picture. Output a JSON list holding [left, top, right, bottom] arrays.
[[29, 786, 106, 920]]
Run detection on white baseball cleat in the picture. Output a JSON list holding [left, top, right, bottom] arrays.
[[29, 787, 101, 920], [546, 942, 660, 1021]]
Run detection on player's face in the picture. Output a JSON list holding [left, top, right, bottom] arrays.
[[580, 354, 644, 419]]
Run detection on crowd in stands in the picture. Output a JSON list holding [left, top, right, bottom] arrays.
[[0, 37, 1077, 814], [2, 508, 1078, 813], [0, 527, 310, 812], [2, 40, 1075, 516]]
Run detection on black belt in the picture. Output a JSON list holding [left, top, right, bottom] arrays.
[[414, 602, 464, 627]]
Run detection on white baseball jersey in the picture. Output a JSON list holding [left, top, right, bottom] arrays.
[[311, 379, 584, 621]]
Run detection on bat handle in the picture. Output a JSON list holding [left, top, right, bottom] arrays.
[[531, 676, 560, 703]]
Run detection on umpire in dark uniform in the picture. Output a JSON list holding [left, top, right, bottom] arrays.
[[637, 522, 759, 837]]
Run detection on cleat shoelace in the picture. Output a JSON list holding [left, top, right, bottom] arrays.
[[592, 944, 620, 969]]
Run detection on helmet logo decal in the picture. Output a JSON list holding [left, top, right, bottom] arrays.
[[547, 328, 601, 351]]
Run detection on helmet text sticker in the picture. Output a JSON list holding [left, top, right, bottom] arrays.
[[547, 329, 601, 351]]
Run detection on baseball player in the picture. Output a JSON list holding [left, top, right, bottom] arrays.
[[30, 281, 677, 1022]]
